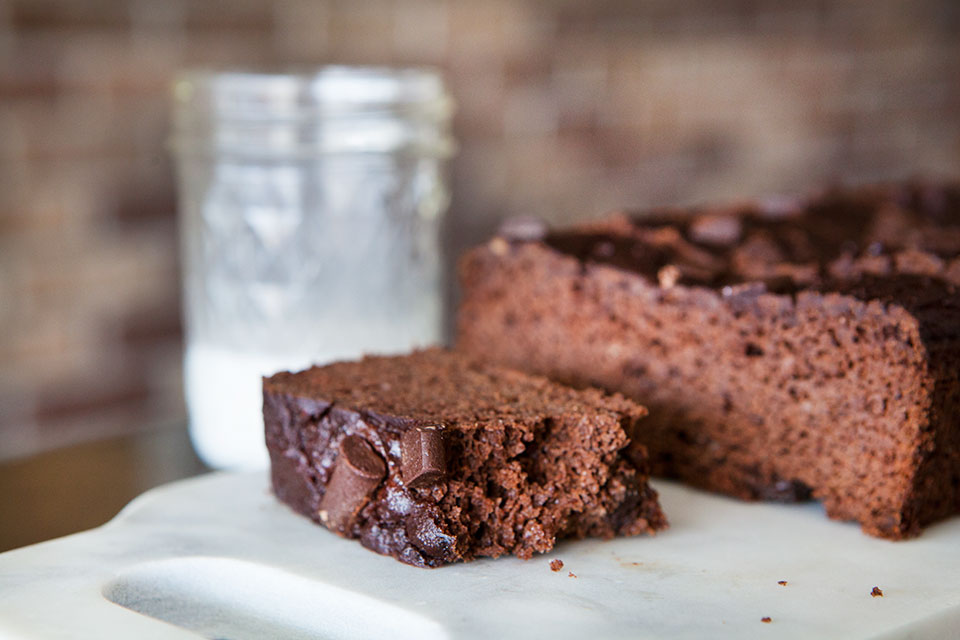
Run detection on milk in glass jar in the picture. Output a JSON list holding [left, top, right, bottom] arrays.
[[169, 67, 455, 469]]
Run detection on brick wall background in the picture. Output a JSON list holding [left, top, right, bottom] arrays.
[[1, 0, 958, 459]]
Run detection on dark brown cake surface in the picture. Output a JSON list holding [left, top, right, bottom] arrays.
[[458, 181, 960, 540], [264, 348, 666, 567]]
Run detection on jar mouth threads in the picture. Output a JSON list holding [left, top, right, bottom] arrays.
[[169, 66, 456, 158]]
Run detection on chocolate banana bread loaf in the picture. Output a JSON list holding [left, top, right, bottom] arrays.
[[264, 348, 666, 567], [458, 182, 960, 540]]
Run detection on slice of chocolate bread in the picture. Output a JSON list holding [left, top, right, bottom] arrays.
[[263, 348, 666, 567], [458, 182, 960, 540]]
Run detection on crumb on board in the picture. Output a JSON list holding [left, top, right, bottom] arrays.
[[778, 580, 787, 586], [568, 572, 577, 578], [871, 586, 883, 597], [550, 559, 564, 572], [761, 617, 772, 624]]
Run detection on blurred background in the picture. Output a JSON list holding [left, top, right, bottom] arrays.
[[1, 0, 958, 468]]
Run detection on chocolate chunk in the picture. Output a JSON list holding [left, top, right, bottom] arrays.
[[894, 249, 945, 276], [318, 435, 386, 533], [946, 258, 960, 285], [689, 214, 742, 247], [771, 262, 819, 286], [671, 236, 726, 272], [402, 426, 446, 489], [867, 204, 913, 250], [592, 240, 616, 258], [871, 586, 883, 597], [757, 478, 812, 503], [757, 193, 803, 218], [405, 511, 456, 558], [731, 233, 787, 281], [499, 216, 548, 242]]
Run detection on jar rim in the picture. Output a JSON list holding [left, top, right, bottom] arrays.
[[172, 65, 454, 120]]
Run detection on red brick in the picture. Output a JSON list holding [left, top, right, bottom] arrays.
[[270, 0, 330, 62], [326, 0, 395, 64], [182, 0, 272, 34], [0, 0, 959, 460], [33, 371, 151, 425], [392, 0, 448, 63], [119, 302, 183, 351], [8, 0, 131, 31]]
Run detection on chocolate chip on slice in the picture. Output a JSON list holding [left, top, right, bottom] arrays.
[[405, 510, 456, 558], [318, 435, 386, 534], [401, 425, 446, 489]]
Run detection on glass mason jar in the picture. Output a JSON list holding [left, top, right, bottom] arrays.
[[169, 67, 455, 470]]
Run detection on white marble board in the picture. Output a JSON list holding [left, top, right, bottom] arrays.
[[1, 472, 958, 639]]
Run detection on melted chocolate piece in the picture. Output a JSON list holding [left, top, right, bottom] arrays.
[[318, 435, 386, 533], [544, 183, 960, 294], [401, 425, 446, 489], [404, 511, 456, 557], [756, 478, 813, 503]]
